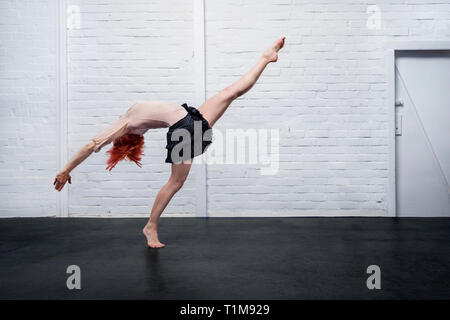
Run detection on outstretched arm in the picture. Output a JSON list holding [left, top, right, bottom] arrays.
[[53, 141, 95, 192], [53, 116, 129, 192]]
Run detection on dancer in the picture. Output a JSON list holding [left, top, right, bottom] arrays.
[[53, 36, 286, 248]]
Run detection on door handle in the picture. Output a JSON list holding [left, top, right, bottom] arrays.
[[395, 98, 403, 136], [395, 114, 402, 136]]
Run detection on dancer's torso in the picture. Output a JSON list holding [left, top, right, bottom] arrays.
[[91, 101, 188, 153], [124, 101, 188, 135]]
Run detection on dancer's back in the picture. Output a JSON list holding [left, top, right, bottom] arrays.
[[91, 101, 188, 153], [125, 101, 187, 135]]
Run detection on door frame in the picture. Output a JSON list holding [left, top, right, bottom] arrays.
[[385, 41, 450, 217]]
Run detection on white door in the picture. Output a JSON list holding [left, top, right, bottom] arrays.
[[395, 50, 450, 217]]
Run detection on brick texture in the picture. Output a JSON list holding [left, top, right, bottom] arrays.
[[0, 0, 58, 217], [67, 0, 196, 217], [1, 0, 450, 217], [204, 0, 450, 216]]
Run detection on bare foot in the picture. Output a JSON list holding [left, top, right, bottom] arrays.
[[142, 224, 165, 248], [262, 36, 286, 63]]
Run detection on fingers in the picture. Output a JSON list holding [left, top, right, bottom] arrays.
[[53, 177, 65, 191], [56, 181, 65, 192], [53, 173, 72, 191]]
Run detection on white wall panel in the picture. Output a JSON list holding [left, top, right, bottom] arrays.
[[66, 0, 196, 217], [0, 0, 58, 217]]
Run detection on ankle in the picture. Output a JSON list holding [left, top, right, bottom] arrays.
[[261, 56, 272, 64], [145, 222, 157, 230]]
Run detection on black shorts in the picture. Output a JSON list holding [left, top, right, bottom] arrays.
[[165, 103, 213, 163]]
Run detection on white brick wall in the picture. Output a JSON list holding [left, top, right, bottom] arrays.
[[204, 0, 450, 216], [66, 0, 196, 217], [0, 0, 58, 217], [1, 0, 450, 217]]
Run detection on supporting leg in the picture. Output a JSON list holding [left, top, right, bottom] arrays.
[[143, 161, 192, 248], [198, 36, 285, 127]]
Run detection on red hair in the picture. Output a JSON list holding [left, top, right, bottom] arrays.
[[105, 134, 145, 171]]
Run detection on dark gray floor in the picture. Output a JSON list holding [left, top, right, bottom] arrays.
[[0, 217, 449, 299]]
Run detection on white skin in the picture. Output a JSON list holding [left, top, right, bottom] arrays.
[[54, 37, 286, 248]]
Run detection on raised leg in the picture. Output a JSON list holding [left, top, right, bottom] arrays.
[[198, 36, 285, 127], [143, 161, 192, 248]]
